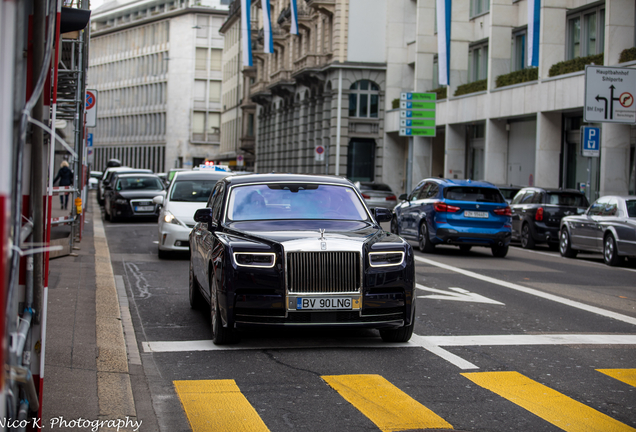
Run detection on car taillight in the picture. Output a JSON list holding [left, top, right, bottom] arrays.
[[386, 195, 397, 201], [494, 206, 511, 216], [361, 193, 371, 199], [434, 201, 460, 212], [535, 207, 544, 221]]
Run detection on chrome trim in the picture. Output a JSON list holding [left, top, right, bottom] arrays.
[[285, 251, 361, 295], [233, 252, 276, 268], [368, 251, 405, 268], [234, 320, 404, 327]]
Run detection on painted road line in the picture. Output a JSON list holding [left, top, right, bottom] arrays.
[[462, 371, 636, 432], [174, 380, 270, 432], [414, 255, 636, 326], [416, 284, 504, 305], [322, 374, 452, 431], [510, 246, 636, 273], [597, 369, 636, 387], [423, 334, 636, 347]]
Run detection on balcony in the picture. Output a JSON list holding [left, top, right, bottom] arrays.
[[270, 69, 292, 83], [293, 53, 327, 74], [304, 0, 335, 15], [250, 80, 268, 95]]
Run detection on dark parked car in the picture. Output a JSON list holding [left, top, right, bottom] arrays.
[[510, 187, 589, 249], [354, 182, 398, 209], [103, 173, 165, 222], [496, 185, 523, 204], [98, 166, 152, 205], [559, 195, 636, 266], [189, 173, 416, 344], [391, 178, 512, 257]]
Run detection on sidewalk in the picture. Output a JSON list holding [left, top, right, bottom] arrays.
[[42, 193, 158, 431]]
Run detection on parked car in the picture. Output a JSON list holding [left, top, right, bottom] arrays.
[[154, 170, 234, 258], [354, 182, 398, 209], [89, 170, 102, 190], [391, 178, 511, 257], [98, 166, 152, 205], [559, 195, 636, 266], [496, 185, 523, 204], [103, 173, 165, 222], [510, 187, 589, 250], [189, 173, 416, 344]]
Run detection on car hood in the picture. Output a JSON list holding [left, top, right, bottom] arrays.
[[165, 201, 206, 225]]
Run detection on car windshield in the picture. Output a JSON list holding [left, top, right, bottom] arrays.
[[626, 200, 636, 217], [116, 176, 163, 191], [227, 184, 369, 221], [170, 180, 218, 202], [546, 193, 588, 207], [443, 187, 505, 203]]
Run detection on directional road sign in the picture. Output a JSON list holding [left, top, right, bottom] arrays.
[[580, 126, 600, 157], [584, 66, 636, 124], [399, 92, 436, 137]]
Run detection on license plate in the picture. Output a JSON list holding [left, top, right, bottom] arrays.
[[135, 205, 154, 212], [296, 297, 352, 310], [464, 210, 489, 218]]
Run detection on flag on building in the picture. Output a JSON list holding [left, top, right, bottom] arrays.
[[290, 0, 299, 35], [436, 0, 451, 86], [241, 0, 253, 66], [527, 0, 540, 67], [262, 0, 274, 54]]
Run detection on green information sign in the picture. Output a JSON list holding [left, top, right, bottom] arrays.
[[406, 119, 435, 127], [402, 128, 436, 136], [399, 91, 437, 137], [401, 92, 436, 101]]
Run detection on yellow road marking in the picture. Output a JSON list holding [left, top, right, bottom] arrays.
[[597, 369, 636, 387], [462, 371, 635, 432], [174, 380, 270, 432], [322, 374, 452, 431]]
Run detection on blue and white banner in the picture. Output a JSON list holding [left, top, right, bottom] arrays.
[[527, 0, 540, 67], [241, 0, 252, 66], [436, 0, 451, 86], [262, 0, 274, 54], [290, 0, 299, 35]]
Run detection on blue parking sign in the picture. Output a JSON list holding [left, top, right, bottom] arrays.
[[581, 126, 600, 157]]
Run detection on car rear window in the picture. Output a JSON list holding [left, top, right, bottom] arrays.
[[443, 187, 505, 203], [360, 183, 392, 192], [499, 188, 520, 200], [546, 193, 588, 207], [626, 200, 636, 217]]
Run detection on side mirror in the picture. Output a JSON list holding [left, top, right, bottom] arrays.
[[153, 195, 164, 205], [398, 193, 407, 201], [103, 180, 110, 187], [374, 207, 392, 223], [194, 208, 214, 225]]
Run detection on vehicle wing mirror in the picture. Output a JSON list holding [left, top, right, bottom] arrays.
[[398, 193, 407, 201], [374, 207, 392, 223], [102, 180, 110, 187], [153, 195, 164, 205], [193, 208, 214, 226]]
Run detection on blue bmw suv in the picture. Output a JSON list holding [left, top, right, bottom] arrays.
[[391, 178, 512, 257]]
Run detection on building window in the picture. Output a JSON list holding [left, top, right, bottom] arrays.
[[195, 48, 207, 70], [210, 49, 222, 71], [468, 41, 488, 82], [567, 6, 605, 60], [511, 28, 526, 72], [247, 113, 254, 136], [196, 15, 208, 38], [209, 81, 221, 102], [194, 80, 206, 101], [470, 0, 489, 18], [347, 139, 375, 182], [348, 80, 380, 118]]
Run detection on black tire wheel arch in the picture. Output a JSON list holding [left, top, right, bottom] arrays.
[[189, 260, 205, 309], [390, 215, 399, 235], [210, 276, 239, 345], [379, 303, 415, 343], [559, 228, 578, 258], [418, 221, 436, 253], [491, 244, 509, 258], [603, 233, 621, 266], [520, 222, 535, 249]]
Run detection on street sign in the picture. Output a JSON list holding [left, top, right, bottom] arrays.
[[580, 126, 600, 157], [315, 145, 325, 162], [236, 154, 244, 167], [85, 89, 97, 127], [87, 133, 93, 147], [399, 92, 436, 137], [584, 66, 636, 123]]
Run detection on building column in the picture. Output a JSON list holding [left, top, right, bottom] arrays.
[[488, 0, 513, 90], [484, 119, 507, 185], [605, 0, 635, 65], [600, 123, 631, 196], [448, 0, 470, 97], [535, 112, 560, 188], [411, 136, 432, 188], [444, 123, 466, 179]]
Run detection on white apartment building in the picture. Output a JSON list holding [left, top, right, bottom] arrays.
[[384, 0, 636, 200], [88, 0, 230, 172]]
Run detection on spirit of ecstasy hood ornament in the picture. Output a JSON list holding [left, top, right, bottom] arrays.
[[319, 229, 326, 241]]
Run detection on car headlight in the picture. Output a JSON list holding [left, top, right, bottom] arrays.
[[163, 210, 184, 226], [233, 252, 276, 268], [115, 198, 128, 204], [369, 251, 405, 267]]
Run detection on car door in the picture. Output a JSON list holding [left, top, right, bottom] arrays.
[[203, 182, 226, 300], [398, 181, 426, 237], [575, 198, 606, 250], [402, 182, 430, 237], [596, 197, 619, 249], [513, 190, 536, 237], [510, 190, 528, 236], [193, 183, 222, 293]]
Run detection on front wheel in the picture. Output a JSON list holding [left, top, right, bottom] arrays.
[[491, 244, 509, 257], [189, 261, 205, 309], [520, 223, 535, 249], [418, 222, 436, 253], [390, 216, 399, 235], [559, 229, 578, 258], [603, 234, 621, 266], [210, 280, 239, 345]]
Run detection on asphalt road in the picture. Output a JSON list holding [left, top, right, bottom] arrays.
[[104, 218, 636, 432]]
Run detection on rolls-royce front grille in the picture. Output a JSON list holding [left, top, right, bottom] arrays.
[[287, 252, 360, 294]]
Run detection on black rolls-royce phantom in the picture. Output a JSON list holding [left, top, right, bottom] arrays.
[[189, 173, 416, 344]]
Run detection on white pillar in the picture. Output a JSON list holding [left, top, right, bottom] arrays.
[[600, 123, 631, 196], [535, 112, 560, 188], [411, 136, 432, 187], [445, 123, 466, 179], [484, 119, 507, 185]]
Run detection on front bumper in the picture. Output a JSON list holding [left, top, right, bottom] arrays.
[[158, 221, 192, 251], [433, 226, 511, 247]]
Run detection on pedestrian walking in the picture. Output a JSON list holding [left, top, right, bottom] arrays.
[[53, 160, 73, 209]]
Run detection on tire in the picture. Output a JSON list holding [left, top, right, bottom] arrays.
[[418, 222, 436, 253], [390, 216, 399, 235], [158, 248, 171, 259], [379, 303, 415, 343], [459, 245, 472, 254], [189, 260, 205, 309], [211, 280, 239, 345], [559, 229, 578, 258], [603, 234, 621, 266], [104, 206, 111, 221], [491, 244, 509, 258], [520, 223, 535, 249]]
